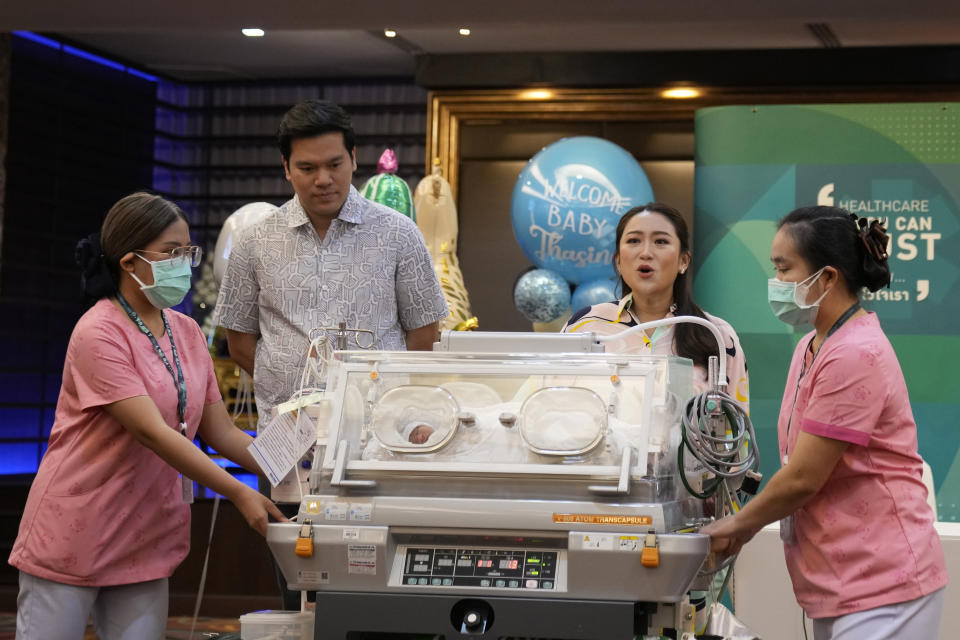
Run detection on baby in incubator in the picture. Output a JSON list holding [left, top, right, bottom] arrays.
[[401, 421, 438, 444]]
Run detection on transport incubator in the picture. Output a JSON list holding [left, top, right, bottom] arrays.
[[266, 320, 756, 640]]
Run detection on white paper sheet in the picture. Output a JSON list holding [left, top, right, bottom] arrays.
[[248, 409, 317, 487]]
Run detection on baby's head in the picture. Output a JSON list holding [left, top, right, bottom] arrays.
[[404, 423, 436, 444]]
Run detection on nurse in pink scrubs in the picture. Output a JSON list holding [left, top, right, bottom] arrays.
[[705, 206, 946, 639], [9, 193, 286, 640]]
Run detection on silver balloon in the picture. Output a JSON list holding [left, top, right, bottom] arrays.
[[513, 269, 572, 323], [213, 202, 278, 284]]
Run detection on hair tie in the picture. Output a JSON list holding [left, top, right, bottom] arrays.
[[75, 233, 115, 296]]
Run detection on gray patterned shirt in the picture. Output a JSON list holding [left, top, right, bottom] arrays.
[[213, 186, 448, 416]]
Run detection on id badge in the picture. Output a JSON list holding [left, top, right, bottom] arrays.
[[181, 474, 194, 504], [780, 514, 796, 545]]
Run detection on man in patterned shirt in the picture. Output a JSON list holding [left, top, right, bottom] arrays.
[[214, 99, 448, 421]]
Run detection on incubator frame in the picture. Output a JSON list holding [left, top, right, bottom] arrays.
[[316, 351, 678, 495]]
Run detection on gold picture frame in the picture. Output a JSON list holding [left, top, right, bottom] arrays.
[[426, 86, 960, 201]]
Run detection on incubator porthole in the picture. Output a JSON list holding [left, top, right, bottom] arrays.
[[518, 386, 607, 456], [370, 385, 460, 453]]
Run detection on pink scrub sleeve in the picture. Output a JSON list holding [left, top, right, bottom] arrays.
[[70, 320, 152, 409], [797, 341, 884, 446]]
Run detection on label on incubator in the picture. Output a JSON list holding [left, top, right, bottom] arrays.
[[298, 569, 330, 585], [617, 535, 640, 551], [304, 500, 322, 515], [349, 503, 373, 521], [580, 534, 613, 550], [325, 502, 348, 521], [343, 528, 360, 540], [553, 513, 652, 526], [275, 391, 327, 416], [347, 544, 377, 575]]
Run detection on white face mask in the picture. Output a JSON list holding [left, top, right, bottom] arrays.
[[767, 267, 828, 329]]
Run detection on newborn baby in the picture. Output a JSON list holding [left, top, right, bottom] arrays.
[[403, 422, 436, 444]]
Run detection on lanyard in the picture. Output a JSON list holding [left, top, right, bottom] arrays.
[[784, 301, 861, 456], [116, 292, 188, 434]]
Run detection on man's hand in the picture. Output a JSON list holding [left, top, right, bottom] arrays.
[[405, 322, 440, 351], [225, 329, 258, 376]]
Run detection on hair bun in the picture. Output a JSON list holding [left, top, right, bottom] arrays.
[[850, 214, 890, 263], [847, 213, 892, 291], [75, 233, 101, 269], [75, 233, 116, 298]]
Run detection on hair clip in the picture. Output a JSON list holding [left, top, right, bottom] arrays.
[[859, 219, 889, 262]]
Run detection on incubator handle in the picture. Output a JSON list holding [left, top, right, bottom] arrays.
[[331, 440, 377, 488], [588, 445, 633, 495]]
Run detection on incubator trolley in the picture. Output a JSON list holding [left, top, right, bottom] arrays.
[[267, 339, 714, 639]]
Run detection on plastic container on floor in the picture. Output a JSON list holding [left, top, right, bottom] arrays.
[[239, 610, 314, 640]]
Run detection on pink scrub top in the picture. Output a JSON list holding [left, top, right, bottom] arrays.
[[778, 312, 947, 618], [9, 298, 222, 586]]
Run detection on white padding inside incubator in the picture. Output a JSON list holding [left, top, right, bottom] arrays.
[[519, 387, 607, 455]]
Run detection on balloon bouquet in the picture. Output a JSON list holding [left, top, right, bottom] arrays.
[[363, 151, 478, 331], [510, 136, 654, 330]]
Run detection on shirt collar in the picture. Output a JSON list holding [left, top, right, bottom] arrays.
[[614, 293, 633, 322], [618, 292, 676, 323], [285, 185, 364, 228]]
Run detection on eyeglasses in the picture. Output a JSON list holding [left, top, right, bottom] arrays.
[[135, 245, 203, 267]]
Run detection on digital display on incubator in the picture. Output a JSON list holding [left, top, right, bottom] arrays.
[[402, 547, 558, 590]]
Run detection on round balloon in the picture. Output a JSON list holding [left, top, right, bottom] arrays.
[[511, 136, 654, 284], [213, 202, 278, 284], [571, 278, 618, 312], [513, 269, 571, 323]]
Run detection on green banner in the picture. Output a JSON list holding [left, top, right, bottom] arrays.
[[694, 103, 960, 520]]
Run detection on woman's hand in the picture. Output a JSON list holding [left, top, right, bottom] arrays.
[[701, 515, 760, 557], [233, 487, 289, 537]]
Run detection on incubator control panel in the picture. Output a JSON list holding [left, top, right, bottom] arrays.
[[401, 547, 559, 590]]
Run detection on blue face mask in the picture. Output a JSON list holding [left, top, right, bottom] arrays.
[[767, 268, 827, 329], [131, 254, 193, 309]]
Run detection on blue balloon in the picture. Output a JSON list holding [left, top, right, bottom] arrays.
[[513, 269, 571, 323], [511, 136, 654, 284], [571, 278, 618, 313]]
